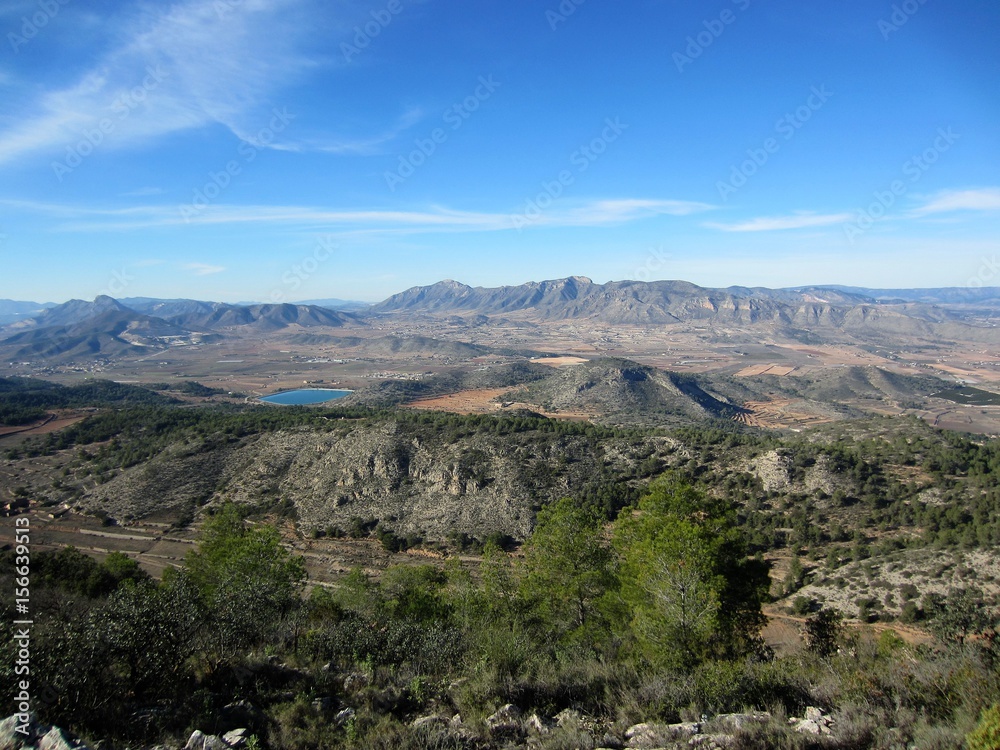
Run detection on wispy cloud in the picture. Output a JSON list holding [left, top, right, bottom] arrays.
[[182, 262, 226, 276], [910, 188, 1000, 216], [0, 196, 712, 234], [548, 199, 715, 226], [0, 0, 344, 164], [707, 212, 855, 232], [313, 108, 425, 155]]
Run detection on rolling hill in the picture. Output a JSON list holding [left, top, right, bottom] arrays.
[[513, 358, 746, 425]]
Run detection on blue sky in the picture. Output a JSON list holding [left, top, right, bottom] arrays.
[[1, 0, 998, 303]]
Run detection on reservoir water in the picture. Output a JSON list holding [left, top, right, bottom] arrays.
[[259, 388, 353, 405]]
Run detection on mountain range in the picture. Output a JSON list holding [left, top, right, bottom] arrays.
[[2, 278, 999, 361], [0, 295, 359, 360], [0, 299, 58, 326], [370, 277, 1000, 342]]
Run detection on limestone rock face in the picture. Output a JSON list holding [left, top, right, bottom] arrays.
[[77, 420, 678, 540], [747, 449, 793, 492]]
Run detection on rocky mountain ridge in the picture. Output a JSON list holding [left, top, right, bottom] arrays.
[[370, 278, 1000, 342]]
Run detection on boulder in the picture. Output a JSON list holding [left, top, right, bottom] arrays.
[[222, 729, 249, 748], [37, 727, 80, 750], [625, 722, 663, 748], [793, 719, 823, 735], [183, 730, 229, 750], [0, 715, 31, 750], [526, 713, 555, 734], [790, 707, 833, 736], [668, 722, 702, 736], [626, 721, 703, 748], [484, 704, 522, 736], [714, 712, 769, 731], [804, 707, 825, 722], [555, 709, 582, 727], [0, 716, 91, 750]]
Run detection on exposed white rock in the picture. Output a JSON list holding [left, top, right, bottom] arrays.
[[484, 704, 522, 735]]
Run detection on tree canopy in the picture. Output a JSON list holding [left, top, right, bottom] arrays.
[[612, 475, 769, 668]]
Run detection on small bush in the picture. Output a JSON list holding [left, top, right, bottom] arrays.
[[968, 704, 1000, 750]]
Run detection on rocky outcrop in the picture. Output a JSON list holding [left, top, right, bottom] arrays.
[[747, 450, 794, 492], [484, 704, 522, 737], [625, 720, 711, 748], [0, 715, 90, 750], [183, 728, 249, 749], [78, 419, 678, 539], [790, 706, 835, 735]]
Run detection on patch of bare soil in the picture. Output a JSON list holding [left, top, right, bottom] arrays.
[[0, 412, 88, 439], [531, 356, 590, 368], [404, 387, 597, 422], [404, 387, 517, 414]]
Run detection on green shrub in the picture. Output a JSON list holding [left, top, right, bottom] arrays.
[[968, 704, 1000, 750], [804, 608, 842, 658], [791, 596, 812, 616]]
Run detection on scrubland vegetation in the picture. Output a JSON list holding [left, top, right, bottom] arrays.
[[3, 395, 1000, 747], [2, 472, 1000, 748]]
